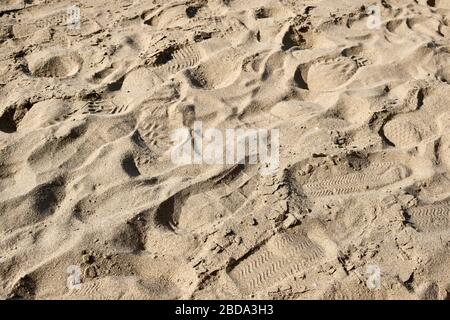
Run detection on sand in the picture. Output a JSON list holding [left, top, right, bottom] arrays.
[[1, 0, 450, 300]]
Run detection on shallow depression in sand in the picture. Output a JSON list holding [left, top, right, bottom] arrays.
[[27, 50, 83, 78]]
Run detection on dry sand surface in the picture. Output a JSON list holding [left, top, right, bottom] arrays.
[[1, 0, 450, 300]]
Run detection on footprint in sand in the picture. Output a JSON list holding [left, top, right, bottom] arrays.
[[184, 48, 242, 90], [153, 169, 256, 234], [408, 202, 450, 233], [141, 1, 204, 29], [228, 224, 336, 295], [150, 44, 203, 76], [26, 50, 83, 79], [307, 57, 361, 92], [292, 153, 412, 199], [383, 114, 433, 148]]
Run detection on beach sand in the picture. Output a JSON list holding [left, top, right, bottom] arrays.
[[1, 0, 450, 299]]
